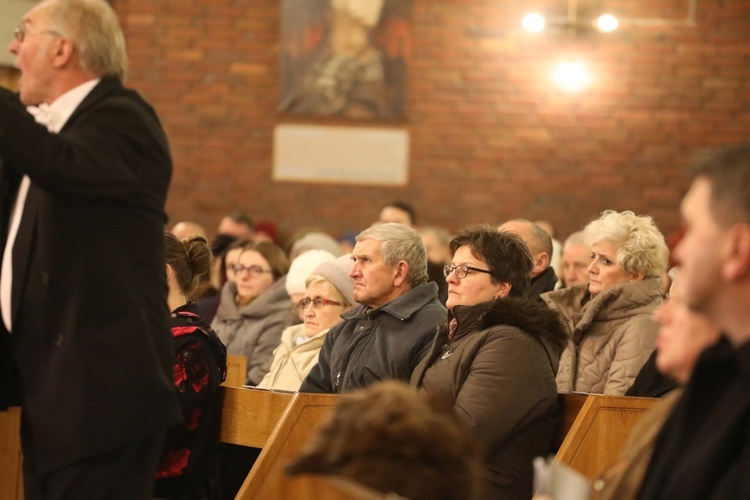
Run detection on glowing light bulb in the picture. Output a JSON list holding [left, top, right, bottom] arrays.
[[551, 61, 591, 92], [597, 14, 619, 32], [522, 13, 546, 33]]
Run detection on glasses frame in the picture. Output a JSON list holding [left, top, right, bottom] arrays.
[[231, 264, 272, 277], [13, 26, 61, 43], [297, 297, 343, 311], [443, 264, 493, 279]]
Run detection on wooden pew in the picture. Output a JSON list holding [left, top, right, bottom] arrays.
[[222, 354, 248, 387], [555, 394, 658, 480], [553, 392, 589, 452], [0, 407, 23, 500], [218, 385, 295, 449], [236, 392, 341, 499], [270, 474, 388, 499]]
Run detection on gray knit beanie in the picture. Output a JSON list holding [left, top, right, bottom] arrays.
[[307, 254, 355, 306]]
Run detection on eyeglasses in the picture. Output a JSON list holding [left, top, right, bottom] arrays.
[[443, 264, 493, 279], [13, 26, 61, 43], [297, 297, 342, 311], [232, 264, 272, 277]]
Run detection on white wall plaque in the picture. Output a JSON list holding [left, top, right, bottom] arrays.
[[273, 124, 409, 186]]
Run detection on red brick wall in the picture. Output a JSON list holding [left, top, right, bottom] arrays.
[[115, 0, 750, 243]]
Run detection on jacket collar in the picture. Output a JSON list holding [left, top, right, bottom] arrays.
[[341, 282, 440, 322], [447, 301, 494, 341], [61, 77, 121, 132], [447, 297, 568, 355]]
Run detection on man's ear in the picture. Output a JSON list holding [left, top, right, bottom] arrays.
[[50, 37, 75, 69], [722, 224, 750, 281], [533, 252, 549, 275], [393, 261, 409, 287]]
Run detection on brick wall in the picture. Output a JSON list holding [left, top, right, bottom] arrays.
[[115, 0, 750, 243]]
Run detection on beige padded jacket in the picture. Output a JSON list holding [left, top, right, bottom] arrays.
[[542, 278, 664, 395]]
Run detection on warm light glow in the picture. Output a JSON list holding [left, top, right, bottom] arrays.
[[597, 14, 619, 32], [522, 13, 546, 33], [551, 62, 592, 92]]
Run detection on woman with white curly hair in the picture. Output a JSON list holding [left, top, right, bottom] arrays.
[[542, 210, 669, 395]]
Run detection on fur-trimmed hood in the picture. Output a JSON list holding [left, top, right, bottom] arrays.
[[448, 297, 568, 357]]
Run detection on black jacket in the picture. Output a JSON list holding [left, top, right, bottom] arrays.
[[301, 282, 446, 393], [0, 79, 180, 474], [526, 266, 558, 302], [638, 338, 750, 499]]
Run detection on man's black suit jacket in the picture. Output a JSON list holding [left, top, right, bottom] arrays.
[[0, 77, 181, 476]]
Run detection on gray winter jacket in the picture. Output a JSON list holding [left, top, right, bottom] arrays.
[[212, 278, 296, 385]]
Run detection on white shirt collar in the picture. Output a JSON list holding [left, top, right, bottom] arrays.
[[27, 78, 101, 133]]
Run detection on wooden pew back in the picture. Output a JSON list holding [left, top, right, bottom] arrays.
[[222, 354, 248, 387], [553, 393, 588, 452], [236, 392, 341, 499], [555, 394, 657, 479], [0, 408, 23, 500], [218, 386, 295, 449], [273, 474, 389, 499]]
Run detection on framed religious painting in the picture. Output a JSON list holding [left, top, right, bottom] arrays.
[[279, 0, 410, 119]]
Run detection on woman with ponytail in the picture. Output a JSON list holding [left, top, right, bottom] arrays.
[[154, 232, 228, 499]]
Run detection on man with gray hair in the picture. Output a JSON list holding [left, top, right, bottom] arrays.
[[301, 223, 445, 393], [0, 0, 179, 497], [498, 219, 558, 301], [561, 230, 591, 288]]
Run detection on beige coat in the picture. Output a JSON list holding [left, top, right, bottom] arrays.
[[542, 278, 663, 395], [256, 324, 328, 391]]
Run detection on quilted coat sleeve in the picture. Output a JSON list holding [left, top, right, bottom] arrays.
[[604, 315, 658, 395]]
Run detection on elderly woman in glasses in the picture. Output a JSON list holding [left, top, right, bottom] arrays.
[[412, 226, 567, 499], [211, 241, 296, 385], [542, 210, 669, 395], [257, 255, 355, 391]]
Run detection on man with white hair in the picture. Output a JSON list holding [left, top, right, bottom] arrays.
[[0, 0, 179, 496], [561, 230, 591, 288]]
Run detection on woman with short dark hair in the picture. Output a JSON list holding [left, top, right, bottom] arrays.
[[412, 225, 567, 499]]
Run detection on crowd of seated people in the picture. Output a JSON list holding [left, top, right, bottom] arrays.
[[5, 0, 746, 496], [151, 159, 750, 500]]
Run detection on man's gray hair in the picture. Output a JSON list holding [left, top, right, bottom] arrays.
[[46, 0, 128, 81], [357, 223, 428, 287], [563, 230, 586, 250]]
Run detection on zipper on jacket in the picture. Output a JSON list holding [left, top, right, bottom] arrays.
[[572, 341, 580, 392]]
